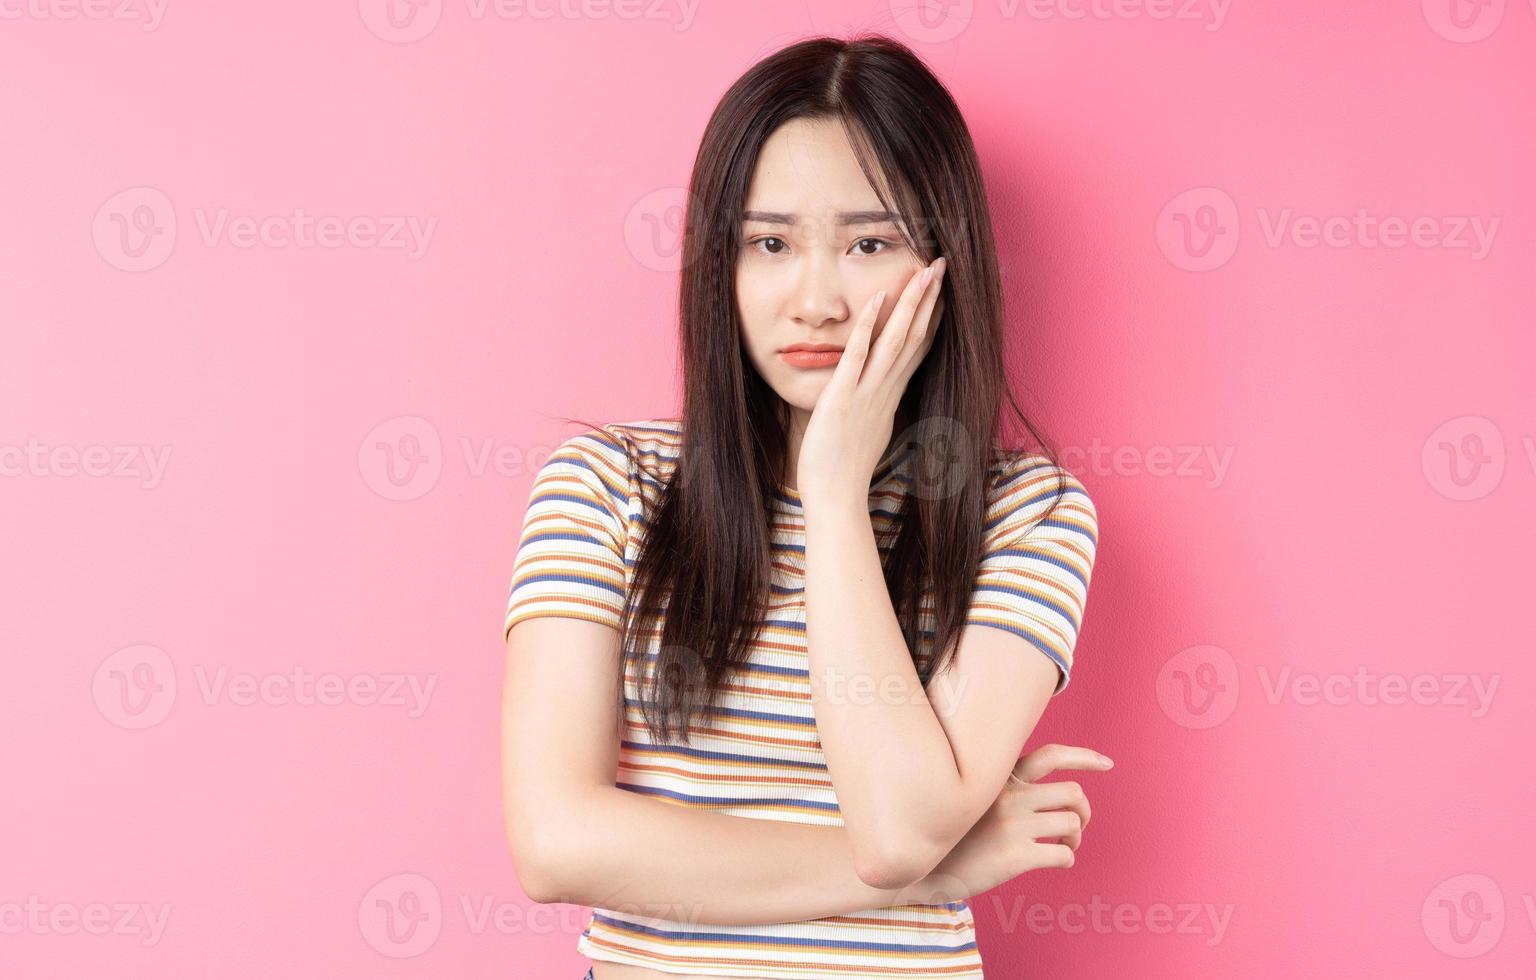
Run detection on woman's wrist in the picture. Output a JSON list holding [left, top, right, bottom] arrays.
[[891, 871, 974, 907]]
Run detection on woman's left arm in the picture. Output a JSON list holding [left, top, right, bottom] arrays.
[[801, 500, 1058, 889], [796, 256, 1101, 891]]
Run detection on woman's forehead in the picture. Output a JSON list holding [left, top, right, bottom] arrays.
[[745, 119, 898, 213]]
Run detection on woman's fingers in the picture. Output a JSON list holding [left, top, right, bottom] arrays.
[[828, 289, 885, 394], [1010, 779, 1091, 850], [896, 260, 945, 384], [1012, 743, 1114, 784], [1036, 843, 1076, 870], [862, 257, 941, 386], [1035, 809, 1083, 842], [1015, 779, 1092, 830]]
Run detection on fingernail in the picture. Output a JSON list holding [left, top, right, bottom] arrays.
[[920, 267, 933, 288], [1098, 755, 1114, 768]]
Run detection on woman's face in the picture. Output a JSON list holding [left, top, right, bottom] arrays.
[[735, 117, 926, 419]]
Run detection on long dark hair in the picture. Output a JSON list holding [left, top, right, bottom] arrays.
[[576, 33, 1068, 745]]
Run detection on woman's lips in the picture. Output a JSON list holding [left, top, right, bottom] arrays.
[[779, 349, 843, 368]]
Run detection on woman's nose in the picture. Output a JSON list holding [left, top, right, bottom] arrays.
[[789, 254, 848, 328]]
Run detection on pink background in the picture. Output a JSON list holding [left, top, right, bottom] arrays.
[[3, 2, 1533, 977]]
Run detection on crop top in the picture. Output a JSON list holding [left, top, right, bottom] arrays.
[[502, 418, 1100, 979]]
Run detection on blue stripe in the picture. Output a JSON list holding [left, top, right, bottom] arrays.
[[965, 620, 1072, 677], [516, 572, 625, 597], [971, 578, 1079, 625], [615, 783, 843, 813]]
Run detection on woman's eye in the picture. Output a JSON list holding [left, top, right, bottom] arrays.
[[745, 236, 891, 256]]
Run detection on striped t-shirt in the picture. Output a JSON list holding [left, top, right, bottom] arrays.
[[502, 418, 1099, 979]]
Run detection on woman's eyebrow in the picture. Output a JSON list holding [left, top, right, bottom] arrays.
[[741, 209, 900, 226]]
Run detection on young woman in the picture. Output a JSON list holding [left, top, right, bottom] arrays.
[[500, 33, 1110, 980]]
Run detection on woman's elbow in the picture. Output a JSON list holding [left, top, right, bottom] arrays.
[[853, 836, 938, 891], [507, 818, 573, 904], [856, 861, 922, 891]]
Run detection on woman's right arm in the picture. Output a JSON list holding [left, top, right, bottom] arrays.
[[501, 616, 926, 925]]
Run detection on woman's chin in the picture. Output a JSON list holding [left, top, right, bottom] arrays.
[[775, 382, 827, 414]]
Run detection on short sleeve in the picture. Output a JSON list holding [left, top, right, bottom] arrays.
[[502, 428, 632, 643], [964, 453, 1100, 696]]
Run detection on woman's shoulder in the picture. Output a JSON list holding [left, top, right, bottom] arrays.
[[983, 445, 1098, 541], [553, 417, 680, 456], [556, 417, 683, 497]]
